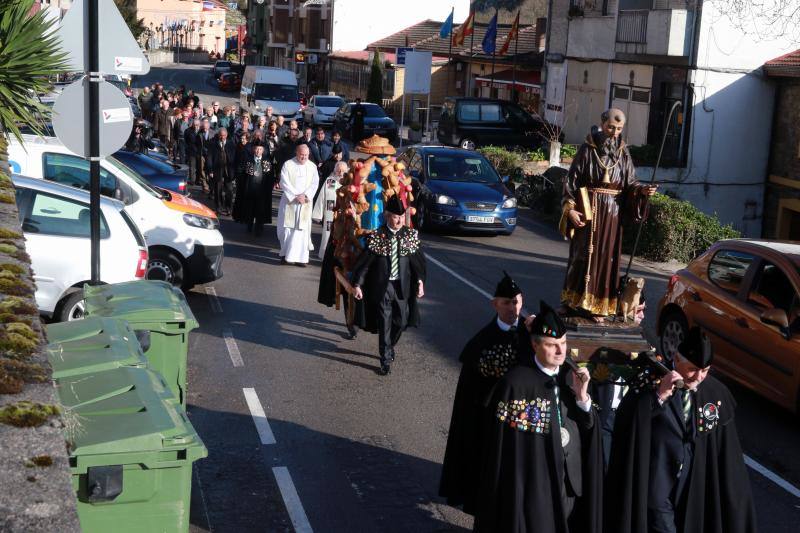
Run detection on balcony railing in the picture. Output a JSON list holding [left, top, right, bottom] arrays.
[[616, 10, 648, 44]]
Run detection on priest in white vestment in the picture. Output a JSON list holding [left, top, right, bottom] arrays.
[[278, 143, 320, 266]]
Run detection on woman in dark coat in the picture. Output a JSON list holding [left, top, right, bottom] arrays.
[[232, 131, 251, 224]]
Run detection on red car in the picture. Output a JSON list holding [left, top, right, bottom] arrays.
[[218, 73, 241, 92]]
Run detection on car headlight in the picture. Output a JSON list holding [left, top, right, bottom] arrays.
[[183, 213, 219, 230], [502, 197, 517, 208], [436, 194, 457, 206]]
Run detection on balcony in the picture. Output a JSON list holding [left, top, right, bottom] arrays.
[[616, 9, 693, 57]]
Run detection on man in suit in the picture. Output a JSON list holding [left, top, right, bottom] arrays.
[[184, 119, 202, 186], [197, 118, 214, 194], [206, 127, 237, 215], [352, 196, 426, 375]]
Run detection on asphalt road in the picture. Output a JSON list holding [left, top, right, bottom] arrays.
[[132, 64, 800, 532]]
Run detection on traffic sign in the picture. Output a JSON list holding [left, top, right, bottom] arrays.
[[52, 78, 133, 159], [58, 0, 150, 75], [396, 47, 415, 66]]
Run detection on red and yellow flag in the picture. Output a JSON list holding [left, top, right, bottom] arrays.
[[452, 11, 475, 47], [498, 11, 520, 56]]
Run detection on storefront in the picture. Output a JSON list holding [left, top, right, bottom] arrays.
[[474, 69, 541, 112]]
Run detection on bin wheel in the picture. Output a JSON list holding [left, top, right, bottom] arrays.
[[147, 249, 185, 289], [56, 290, 86, 322]]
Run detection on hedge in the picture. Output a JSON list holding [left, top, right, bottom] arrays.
[[477, 146, 523, 177], [622, 193, 740, 263]]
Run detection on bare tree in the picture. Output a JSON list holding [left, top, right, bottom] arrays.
[[706, 0, 800, 44]]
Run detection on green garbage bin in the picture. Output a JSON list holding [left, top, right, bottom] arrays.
[[45, 317, 149, 380], [83, 280, 199, 407], [56, 366, 207, 533]]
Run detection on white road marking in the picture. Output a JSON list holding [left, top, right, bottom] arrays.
[[744, 455, 800, 499], [205, 286, 223, 313], [427, 250, 800, 499], [223, 329, 244, 367], [242, 388, 276, 445], [273, 466, 313, 533]]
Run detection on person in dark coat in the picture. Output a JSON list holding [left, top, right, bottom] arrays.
[[172, 110, 191, 164], [440, 272, 529, 516], [315, 145, 344, 204], [184, 119, 202, 186], [196, 118, 214, 194], [236, 144, 274, 236], [330, 130, 350, 161], [474, 301, 603, 533], [274, 128, 302, 178], [351, 97, 366, 143], [232, 131, 252, 223], [124, 120, 154, 154], [605, 327, 757, 533], [351, 196, 426, 375], [206, 127, 237, 214], [309, 127, 332, 168]]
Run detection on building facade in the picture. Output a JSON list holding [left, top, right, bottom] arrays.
[[136, 0, 227, 54], [543, 0, 795, 237]]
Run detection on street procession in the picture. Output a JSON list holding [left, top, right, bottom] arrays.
[[1, 1, 800, 532]]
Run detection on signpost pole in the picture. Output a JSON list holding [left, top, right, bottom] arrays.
[[399, 93, 406, 149], [88, 0, 101, 284]]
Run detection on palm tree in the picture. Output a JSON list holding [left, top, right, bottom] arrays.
[[0, 0, 68, 176]]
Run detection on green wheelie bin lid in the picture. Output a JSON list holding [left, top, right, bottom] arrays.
[[83, 280, 199, 332], [46, 317, 148, 380]]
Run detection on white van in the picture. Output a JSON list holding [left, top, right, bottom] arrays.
[[8, 135, 224, 290], [239, 66, 302, 119], [12, 175, 148, 321]]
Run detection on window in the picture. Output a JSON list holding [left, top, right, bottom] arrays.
[[43, 153, 117, 198], [425, 153, 501, 183], [708, 250, 755, 296], [480, 103, 502, 121], [22, 191, 109, 239], [613, 86, 630, 99], [409, 152, 423, 175], [747, 262, 799, 318], [631, 89, 650, 103], [458, 103, 480, 121]]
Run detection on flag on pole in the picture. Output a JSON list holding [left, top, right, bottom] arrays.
[[498, 11, 520, 56], [482, 13, 498, 55], [440, 8, 454, 38], [452, 11, 475, 46]]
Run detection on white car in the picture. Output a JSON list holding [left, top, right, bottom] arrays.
[[12, 175, 148, 322], [302, 95, 344, 127]]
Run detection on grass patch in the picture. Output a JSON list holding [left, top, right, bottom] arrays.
[[0, 402, 60, 428]]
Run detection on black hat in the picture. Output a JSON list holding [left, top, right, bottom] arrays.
[[331, 144, 343, 155], [677, 327, 713, 368], [385, 195, 406, 215], [494, 271, 521, 299], [530, 301, 567, 339]]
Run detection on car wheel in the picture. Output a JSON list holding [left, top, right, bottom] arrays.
[[460, 137, 476, 151], [660, 311, 688, 359], [415, 202, 427, 232], [147, 249, 185, 288], [56, 290, 86, 322]]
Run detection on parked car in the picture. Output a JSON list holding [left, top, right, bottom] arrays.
[[437, 97, 554, 151], [9, 135, 224, 290], [112, 150, 188, 195], [12, 174, 148, 321], [333, 102, 398, 142], [212, 60, 233, 79], [398, 145, 517, 235], [302, 95, 344, 128], [657, 239, 800, 413], [218, 72, 241, 92]]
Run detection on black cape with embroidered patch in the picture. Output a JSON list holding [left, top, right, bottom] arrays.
[[439, 318, 527, 515], [473, 355, 604, 533], [605, 375, 757, 533]]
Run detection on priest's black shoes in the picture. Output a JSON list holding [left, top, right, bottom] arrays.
[[378, 363, 391, 376]]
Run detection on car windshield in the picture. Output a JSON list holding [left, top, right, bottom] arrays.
[[363, 105, 387, 117], [216, 61, 232, 68], [425, 153, 501, 183], [315, 97, 343, 108], [108, 157, 164, 199], [254, 83, 299, 102]]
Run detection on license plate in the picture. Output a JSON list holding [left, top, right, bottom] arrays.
[[467, 215, 495, 223]]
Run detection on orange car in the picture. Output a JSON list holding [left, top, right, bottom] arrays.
[[657, 239, 800, 413], [218, 72, 241, 92]]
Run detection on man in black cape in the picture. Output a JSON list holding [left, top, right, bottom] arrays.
[[351, 196, 426, 375], [605, 327, 756, 533], [440, 272, 528, 515], [234, 144, 274, 236], [474, 301, 604, 533]]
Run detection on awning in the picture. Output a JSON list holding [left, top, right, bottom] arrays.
[[475, 69, 541, 94]]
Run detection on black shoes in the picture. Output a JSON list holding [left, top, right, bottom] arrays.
[[346, 326, 357, 340], [378, 363, 391, 376]]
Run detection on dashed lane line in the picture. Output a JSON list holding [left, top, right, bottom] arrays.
[[273, 466, 314, 533], [205, 286, 223, 313], [242, 388, 276, 445], [223, 329, 244, 367], [425, 251, 800, 499]]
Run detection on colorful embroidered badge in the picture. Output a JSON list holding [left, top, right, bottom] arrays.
[[366, 228, 421, 257], [697, 401, 722, 432], [478, 343, 516, 378], [496, 398, 552, 434]]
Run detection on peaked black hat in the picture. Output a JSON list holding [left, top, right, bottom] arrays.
[[494, 270, 522, 299], [530, 300, 567, 339], [385, 195, 406, 215], [677, 327, 713, 368]]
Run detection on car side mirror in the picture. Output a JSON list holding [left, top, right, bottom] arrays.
[[760, 308, 791, 339]]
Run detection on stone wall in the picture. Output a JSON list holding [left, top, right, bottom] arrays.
[[0, 139, 80, 532]]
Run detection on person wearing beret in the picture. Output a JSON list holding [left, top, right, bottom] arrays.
[[605, 327, 757, 533], [474, 301, 604, 533], [351, 195, 426, 376], [440, 272, 530, 516]]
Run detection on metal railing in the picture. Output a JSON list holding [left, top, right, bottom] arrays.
[[616, 10, 648, 44]]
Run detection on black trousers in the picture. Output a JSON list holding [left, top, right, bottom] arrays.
[[213, 176, 233, 211], [377, 280, 408, 366]]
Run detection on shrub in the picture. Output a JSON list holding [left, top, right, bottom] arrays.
[[526, 148, 547, 161], [622, 193, 741, 263], [628, 144, 658, 166], [478, 146, 523, 177], [560, 144, 578, 160]]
